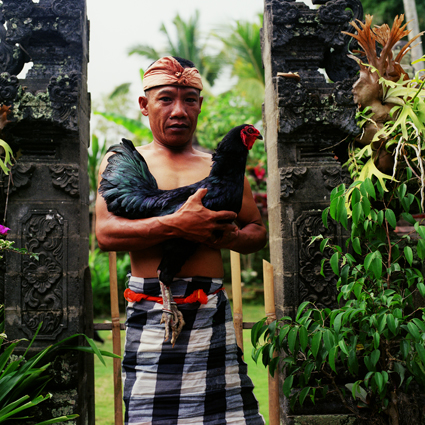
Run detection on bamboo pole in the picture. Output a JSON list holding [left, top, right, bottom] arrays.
[[263, 260, 280, 425], [109, 251, 123, 425], [230, 250, 244, 352]]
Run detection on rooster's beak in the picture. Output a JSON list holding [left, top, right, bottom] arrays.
[[257, 134, 263, 140]]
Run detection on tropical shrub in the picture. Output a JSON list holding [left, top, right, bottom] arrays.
[[252, 16, 425, 424]]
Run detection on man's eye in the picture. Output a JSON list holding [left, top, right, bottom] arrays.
[[160, 97, 171, 102]]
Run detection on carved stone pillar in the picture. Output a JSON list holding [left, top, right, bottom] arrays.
[[262, 0, 362, 421], [0, 0, 93, 423]]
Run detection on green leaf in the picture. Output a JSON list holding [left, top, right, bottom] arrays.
[[288, 327, 298, 353], [373, 331, 380, 349], [415, 343, 425, 366], [415, 222, 425, 240], [400, 340, 410, 359], [282, 374, 294, 397], [328, 346, 338, 373], [385, 209, 397, 229], [417, 282, 425, 297], [352, 237, 362, 255], [412, 318, 425, 333], [363, 178, 376, 200], [34, 415, 80, 425], [319, 238, 329, 253], [323, 329, 335, 353], [405, 246, 413, 267], [296, 302, 311, 322], [398, 183, 407, 200], [371, 257, 382, 280], [322, 207, 329, 228], [401, 212, 416, 225], [330, 252, 340, 276], [375, 371, 384, 392], [408, 322, 421, 341], [352, 202, 362, 226], [278, 325, 291, 347], [387, 314, 397, 335], [418, 239, 425, 260], [361, 197, 371, 217], [333, 312, 344, 335], [338, 339, 349, 355], [394, 362, 406, 387], [299, 326, 308, 352], [370, 349, 380, 368], [311, 332, 322, 359], [299, 387, 311, 406], [251, 318, 267, 346]]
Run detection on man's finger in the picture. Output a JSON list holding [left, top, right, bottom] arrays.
[[191, 188, 207, 200], [214, 210, 237, 221]]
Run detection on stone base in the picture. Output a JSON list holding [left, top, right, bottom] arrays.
[[290, 414, 356, 425]]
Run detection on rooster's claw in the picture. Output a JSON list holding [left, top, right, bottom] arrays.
[[159, 280, 185, 346]]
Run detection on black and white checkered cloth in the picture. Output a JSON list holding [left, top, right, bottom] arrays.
[[123, 276, 265, 425]]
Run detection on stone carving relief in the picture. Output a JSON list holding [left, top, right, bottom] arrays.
[[295, 211, 339, 308], [0, 8, 30, 76], [322, 167, 352, 191], [318, 0, 363, 82], [265, 0, 300, 47], [280, 167, 308, 198], [0, 73, 19, 104], [2, 0, 34, 18], [48, 72, 80, 129], [5, 163, 35, 194], [21, 210, 67, 339], [52, 0, 82, 18], [49, 165, 79, 197]]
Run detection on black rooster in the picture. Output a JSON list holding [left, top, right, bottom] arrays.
[[99, 124, 262, 344]]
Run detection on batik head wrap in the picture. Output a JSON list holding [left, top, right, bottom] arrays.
[[142, 56, 203, 91]]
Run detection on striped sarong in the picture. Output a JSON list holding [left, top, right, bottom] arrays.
[[122, 276, 265, 425]]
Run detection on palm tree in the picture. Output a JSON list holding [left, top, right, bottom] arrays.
[[128, 11, 222, 91], [214, 15, 264, 109]]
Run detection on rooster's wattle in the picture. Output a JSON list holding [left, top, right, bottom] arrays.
[[99, 124, 263, 344]]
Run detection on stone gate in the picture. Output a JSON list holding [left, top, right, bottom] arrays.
[[0, 0, 92, 422], [262, 0, 362, 421]]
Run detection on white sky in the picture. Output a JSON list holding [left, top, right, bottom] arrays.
[[87, 0, 264, 103]]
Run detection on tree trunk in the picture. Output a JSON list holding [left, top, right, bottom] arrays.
[[403, 0, 424, 75]]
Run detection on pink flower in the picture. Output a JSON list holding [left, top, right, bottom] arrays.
[[0, 225, 10, 235]]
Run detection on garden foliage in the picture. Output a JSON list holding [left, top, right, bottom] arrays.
[[252, 34, 425, 422], [0, 305, 119, 423]]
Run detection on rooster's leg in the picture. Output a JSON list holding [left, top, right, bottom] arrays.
[[159, 277, 185, 346]]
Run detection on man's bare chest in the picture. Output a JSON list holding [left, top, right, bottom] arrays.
[[141, 154, 211, 190]]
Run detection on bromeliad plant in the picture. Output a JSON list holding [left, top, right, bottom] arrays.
[[252, 15, 425, 425], [0, 305, 119, 424]]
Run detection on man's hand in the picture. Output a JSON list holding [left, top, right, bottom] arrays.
[[164, 188, 238, 245]]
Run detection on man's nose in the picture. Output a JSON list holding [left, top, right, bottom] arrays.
[[170, 99, 187, 118]]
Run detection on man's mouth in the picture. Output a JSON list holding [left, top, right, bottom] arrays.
[[168, 124, 189, 129]]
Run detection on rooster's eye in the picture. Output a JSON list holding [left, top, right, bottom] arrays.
[[247, 127, 254, 134]]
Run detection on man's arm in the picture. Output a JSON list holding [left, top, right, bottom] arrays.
[[211, 177, 267, 254], [95, 154, 238, 252]]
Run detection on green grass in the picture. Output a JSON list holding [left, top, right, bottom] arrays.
[[94, 304, 270, 424]]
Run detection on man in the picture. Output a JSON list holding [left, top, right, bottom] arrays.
[[96, 56, 267, 424]]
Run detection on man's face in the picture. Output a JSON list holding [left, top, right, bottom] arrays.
[[139, 85, 203, 148]]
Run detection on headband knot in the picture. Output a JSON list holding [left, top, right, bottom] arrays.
[[143, 56, 203, 91]]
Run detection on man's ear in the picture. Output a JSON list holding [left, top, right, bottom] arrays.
[[139, 96, 149, 116], [199, 96, 203, 112]]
